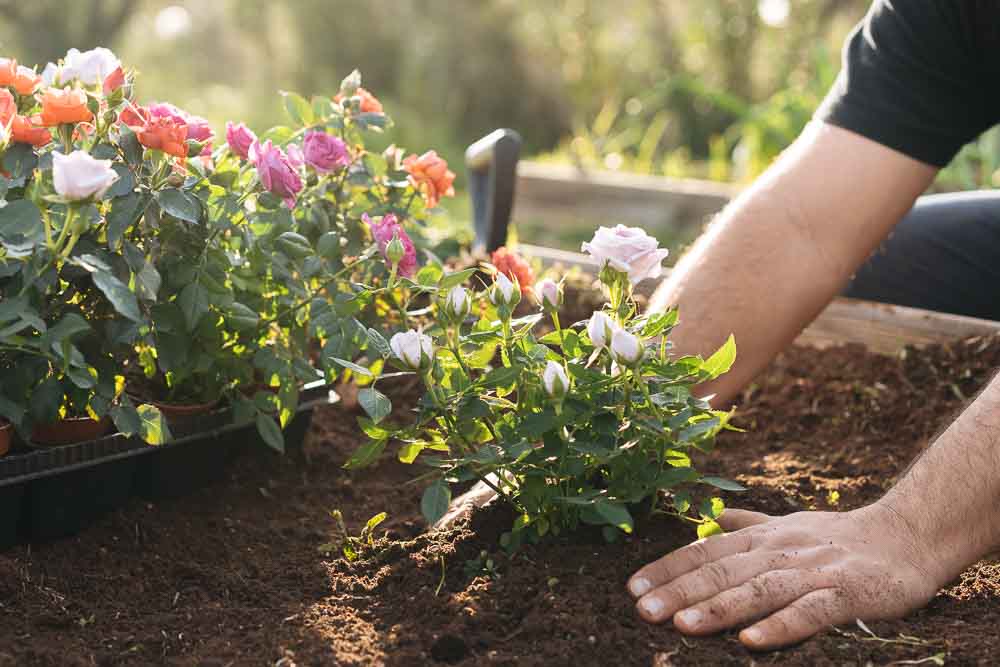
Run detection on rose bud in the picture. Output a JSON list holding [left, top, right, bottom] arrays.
[[390, 330, 434, 371], [443, 285, 471, 321], [543, 360, 569, 399], [534, 279, 562, 311], [587, 311, 618, 350], [610, 329, 644, 367], [489, 272, 520, 309], [52, 150, 119, 201], [385, 232, 406, 268]]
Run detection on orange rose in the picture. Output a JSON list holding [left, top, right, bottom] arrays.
[[402, 150, 456, 209], [0, 88, 14, 127], [0, 58, 16, 88], [11, 114, 51, 147], [12, 66, 41, 96], [491, 247, 535, 296], [39, 87, 93, 126], [334, 87, 383, 114], [122, 106, 189, 158]]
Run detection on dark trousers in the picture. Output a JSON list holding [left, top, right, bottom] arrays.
[[843, 191, 1000, 321]]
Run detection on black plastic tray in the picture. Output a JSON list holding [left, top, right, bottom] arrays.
[[0, 383, 338, 547]]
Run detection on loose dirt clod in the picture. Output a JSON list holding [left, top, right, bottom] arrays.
[[2, 338, 999, 665]]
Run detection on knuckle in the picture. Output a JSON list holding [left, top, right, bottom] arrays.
[[747, 575, 772, 601], [795, 598, 832, 629], [700, 562, 731, 592], [686, 540, 711, 563]]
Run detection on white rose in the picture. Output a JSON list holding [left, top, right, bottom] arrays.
[[444, 285, 471, 320], [581, 224, 670, 285], [390, 330, 434, 370], [542, 360, 569, 398], [587, 311, 619, 349], [610, 329, 644, 367], [61, 47, 120, 86], [490, 272, 519, 308], [52, 151, 119, 201], [40, 62, 60, 87], [533, 279, 562, 311]]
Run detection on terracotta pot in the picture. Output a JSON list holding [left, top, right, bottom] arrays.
[[149, 399, 220, 420], [0, 420, 11, 456], [31, 416, 113, 447]]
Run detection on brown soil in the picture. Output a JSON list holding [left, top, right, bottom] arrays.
[[2, 337, 1000, 666]]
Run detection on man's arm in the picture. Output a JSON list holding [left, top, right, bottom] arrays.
[[649, 121, 936, 404], [627, 370, 1000, 649]]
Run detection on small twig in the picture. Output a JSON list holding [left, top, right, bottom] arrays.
[[434, 554, 446, 596]]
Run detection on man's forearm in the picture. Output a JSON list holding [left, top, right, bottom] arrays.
[[878, 372, 1000, 584], [649, 122, 936, 404]]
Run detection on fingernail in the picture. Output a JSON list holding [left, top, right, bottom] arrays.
[[638, 595, 664, 618], [676, 608, 703, 629], [742, 627, 763, 645], [629, 577, 651, 597]]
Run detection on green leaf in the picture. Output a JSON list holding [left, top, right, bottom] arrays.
[[641, 309, 679, 338], [358, 387, 391, 424], [594, 499, 634, 534], [656, 466, 699, 487], [482, 364, 520, 389], [106, 192, 147, 248], [439, 268, 477, 289], [357, 417, 391, 439], [66, 366, 96, 389], [366, 328, 391, 358], [110, 403, 143, 437], [363, 512, 387, 539], [157, 188, 201, 223], [697, 520, 723, 539], [344, 437, 386, 469], [105, 163, 136, 199], [397, 442, 425, 463], [276, 231, 313, 259], [93, 269, 144, 322], [701, 476, 747, 492], [256, 414, 285, 453], [137, 404, 172, 445], [227, 302, 259, 331], [178, 282, 209, 331], [282, 91, 315, 126], [699, 497, 725, 520], [330, 357, 373, 377], [421, 482, 451, 525], [701, 334, 736, 380], [0, 199, 43, 243], [416, 264, 443, 286]]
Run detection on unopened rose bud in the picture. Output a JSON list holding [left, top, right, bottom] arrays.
[[534, 279, 562, 311], [186, 139, 206, 158], [490, 273, 520, 309], [389, 330, 434, 371], [587, 311, 618, 350], [385, 232, 406, 267], [542, 360, 569, 399], [610, 329, 644, 367], [443, 285, 471, 321]]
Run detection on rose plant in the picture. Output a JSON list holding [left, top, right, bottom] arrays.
[[345, 230, 744, 546], [0, 48, 456, 452]]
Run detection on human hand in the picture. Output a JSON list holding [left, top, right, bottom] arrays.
[[627, 504, 946, 650]]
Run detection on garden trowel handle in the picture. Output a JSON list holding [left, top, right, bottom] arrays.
[[465, 128, 522, 253]]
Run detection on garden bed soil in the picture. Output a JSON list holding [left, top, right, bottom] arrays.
[[2, 337, 1000, 665]]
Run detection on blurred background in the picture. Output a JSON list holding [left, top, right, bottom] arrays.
[[2, 0, 997, 255]]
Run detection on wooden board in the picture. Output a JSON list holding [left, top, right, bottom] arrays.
[[518, 244, 1000, 354], [514, 161, 739, 231]]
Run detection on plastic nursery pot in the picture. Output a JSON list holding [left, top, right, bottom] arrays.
[[0, 420, 12, 457], [30, 417, 113, 447]]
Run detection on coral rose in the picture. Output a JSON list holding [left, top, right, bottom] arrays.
[[491, 247, 535, 296], [335, 87, 383, 114], [403, 150, 455, 209], [121, 105, 188, 158], [103, 66, 126, 95], [0, 88, 14, 127], [0, 58, 16, 88], [11, 115, 51, 147], [39, 87, 93, 126], [12, 66, 41, 95]]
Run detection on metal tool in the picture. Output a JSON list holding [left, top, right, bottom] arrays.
[[465, 128, 521, 252]]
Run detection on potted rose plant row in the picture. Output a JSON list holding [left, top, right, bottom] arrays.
[[345, 224, 746, 545], [0, 47, 457, 456]]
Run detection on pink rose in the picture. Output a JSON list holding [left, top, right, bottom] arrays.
[[581, 225, 670, 285], [225, 121, 256, 160], [303, 130, 349, 173], [364, 212, 417, 278], [249, 139, 303, 209]]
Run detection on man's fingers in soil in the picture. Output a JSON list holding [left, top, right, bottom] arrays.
[[671, 568, 836, 636], [633, 550, 786, 623], [738, 588, 846, 650], [717, 508, 772, 531], [628, 529, 756, 599]]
